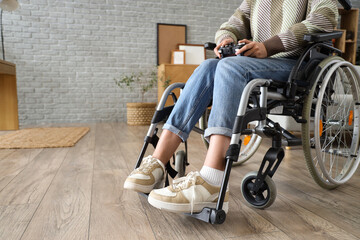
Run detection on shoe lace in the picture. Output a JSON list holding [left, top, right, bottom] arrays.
[[172, 171, 199, 190], [137, 156, 158, 174], [172, 171, 200, 214]]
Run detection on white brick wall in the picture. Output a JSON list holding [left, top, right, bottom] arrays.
[[2, 0, 240, 125], [3, 0, 360, 125]]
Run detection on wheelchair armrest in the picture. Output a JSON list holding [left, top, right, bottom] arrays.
[[339, 0, 352, 10], [303, 31, 343, 43], [285, 41, 342, 99], [204, 42, 217, 50]]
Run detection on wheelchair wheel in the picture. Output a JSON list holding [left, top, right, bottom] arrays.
[[302, 56, 360, 189], [241, 171, 277, 209], [175, 150, 186, 177], [199, 111, 262, 166], [235, 130, 263, 166]]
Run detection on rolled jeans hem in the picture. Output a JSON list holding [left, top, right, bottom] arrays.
[[204, 127, 232, 142], [163, 123, 188, 142]]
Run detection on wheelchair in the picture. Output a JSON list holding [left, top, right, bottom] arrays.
[[133, 0, 359, 225]]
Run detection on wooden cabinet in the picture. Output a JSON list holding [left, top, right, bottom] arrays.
[[157, 64, 198, 106], [0, 60, 18, 130], [334, 8, 359, 64]]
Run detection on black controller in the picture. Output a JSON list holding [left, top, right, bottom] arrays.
[[218, 43, 246, 58]]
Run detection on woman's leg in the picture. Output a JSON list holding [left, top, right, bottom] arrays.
[[153, 58, 220, 164], [203, 56, 298, 172], [152, 129, 182, 166], [203, 135, 230, 170], [124, 59, 219, 193]]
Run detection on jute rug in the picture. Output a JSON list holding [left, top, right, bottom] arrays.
[[0, 127, 90, 149]]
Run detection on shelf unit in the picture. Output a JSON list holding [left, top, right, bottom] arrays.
[[157, 64, 198, 106], [0, 60, 18, 130], [334, 8, 359, 64]]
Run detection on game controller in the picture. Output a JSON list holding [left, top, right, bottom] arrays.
[[218, 43, 246, 58]]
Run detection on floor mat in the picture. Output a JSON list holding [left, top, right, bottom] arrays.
[[0, 127, 90, 149]]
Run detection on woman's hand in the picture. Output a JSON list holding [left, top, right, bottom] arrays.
[[214, 38, 234, 58], [236, 39, 268, 58]]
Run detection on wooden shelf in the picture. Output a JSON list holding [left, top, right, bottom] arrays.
[[335, 8, 359, 64], [157, 64, 198, 106], [0, 60, 18, 130]]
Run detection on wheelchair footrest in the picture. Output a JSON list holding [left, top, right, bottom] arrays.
[[138, 191, 227, 224], [185, 207, 226, 224]]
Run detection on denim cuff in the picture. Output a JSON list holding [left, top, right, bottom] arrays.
[[204, 127, 232, 142], [163, 123, 189, 142]]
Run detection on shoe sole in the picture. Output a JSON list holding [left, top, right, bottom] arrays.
[[148, 195, 229, 214], [124, 179, 164, 194]]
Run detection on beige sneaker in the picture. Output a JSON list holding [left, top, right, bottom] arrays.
[[123, 155, 165, 193], [148, 171, 229, 213]]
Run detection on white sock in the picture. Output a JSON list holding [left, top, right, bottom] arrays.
[[200, 166, 224, 187]]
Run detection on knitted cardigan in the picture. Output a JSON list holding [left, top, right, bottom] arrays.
[[215, 0, 339, 58]]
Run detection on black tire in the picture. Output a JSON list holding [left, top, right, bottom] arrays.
[[302, 56, 360, 189], [241, 171, 277, 209]]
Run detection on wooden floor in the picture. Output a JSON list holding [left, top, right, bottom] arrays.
[[0, 122, 359, 240]]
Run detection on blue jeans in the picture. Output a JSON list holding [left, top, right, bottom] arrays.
[[163, 56, 298, 142]]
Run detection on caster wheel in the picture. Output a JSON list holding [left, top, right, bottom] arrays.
[[210, 209, 226, 224], [241, 171, 277, 209], [175, 150, 186, 177]]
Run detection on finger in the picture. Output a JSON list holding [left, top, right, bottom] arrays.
[[214, 48, 220, 58], [237, 42, 254, 55], [214, 45, 221, 58], [235, 49, 241, 55], [222, 38, 234, 46], [244, 48, 256, 57], [244, 43, 260, 57], [238, 39, 251, 44]]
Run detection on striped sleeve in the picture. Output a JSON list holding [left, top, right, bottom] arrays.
[[264, 0, 339, 55], [215, 0, 252, 45]]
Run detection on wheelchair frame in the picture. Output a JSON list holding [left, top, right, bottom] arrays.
[[133, 29, 360, 224]]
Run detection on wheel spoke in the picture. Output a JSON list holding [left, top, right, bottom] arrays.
[[303, 59, 360, 188]]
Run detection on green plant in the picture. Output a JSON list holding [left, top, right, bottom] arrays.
[[114, 69, 157, 102], [159, 70, 171, 89]]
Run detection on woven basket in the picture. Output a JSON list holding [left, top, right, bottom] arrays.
[[126, 102, 157, 125]]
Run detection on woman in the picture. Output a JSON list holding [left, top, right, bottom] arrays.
[[124, 0, 338, 213]]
